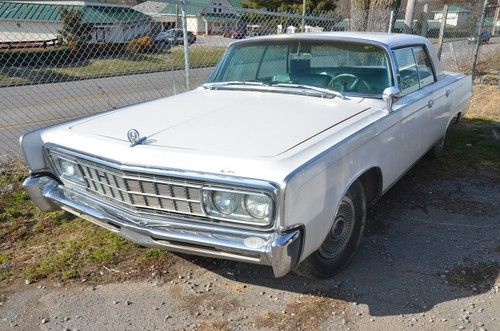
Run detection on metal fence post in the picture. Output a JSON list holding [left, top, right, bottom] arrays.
[[472, 0, 489, 78], [436, 4, 448, 59], [388, 10, 394, 33], [181, 0, 191, 90]]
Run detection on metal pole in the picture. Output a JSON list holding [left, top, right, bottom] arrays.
[[176, 4, 179, 29], [492, 0, 499, 36], [472, 0, 489, 78], [388, 10, 394, 33], [181, 0, 191, 90], [301, 0, 306, 32], [404, 0, 416, 31], [437, 4, 448, 59]]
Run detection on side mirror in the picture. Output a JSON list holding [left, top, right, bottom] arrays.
[[383, 87, 401, 111]]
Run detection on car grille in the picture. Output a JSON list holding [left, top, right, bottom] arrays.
[[65, 156, 206, 218]]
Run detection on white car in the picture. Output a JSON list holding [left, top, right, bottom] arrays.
[[21, 32, 472, 278]]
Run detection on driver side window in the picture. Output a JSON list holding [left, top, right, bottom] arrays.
[[393, 48, 419, 96]]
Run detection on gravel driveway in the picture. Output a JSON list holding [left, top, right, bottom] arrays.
[[0, 158, 499, 331]]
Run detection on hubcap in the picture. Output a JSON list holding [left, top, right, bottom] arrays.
[[319, 197, 355, 259]]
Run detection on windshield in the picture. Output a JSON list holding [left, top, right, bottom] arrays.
[[208, 40, 393, 96]]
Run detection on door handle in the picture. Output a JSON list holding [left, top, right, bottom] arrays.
[[428, 99, 434, 108], [445, 90, 451, 97]]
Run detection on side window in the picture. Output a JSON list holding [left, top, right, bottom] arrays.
[[393, 48, 419, 95], [413, 46, 436, 88]]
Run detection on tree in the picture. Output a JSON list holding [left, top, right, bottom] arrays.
[[351, 0, 400, 31], [59, 8, 92, 52], [242, 0, 338, 13]]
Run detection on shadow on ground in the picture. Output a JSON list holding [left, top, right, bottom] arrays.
[[177, 150, 500, 317]]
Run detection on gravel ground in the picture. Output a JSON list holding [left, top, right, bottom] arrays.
[[0, 161, 499, 330]]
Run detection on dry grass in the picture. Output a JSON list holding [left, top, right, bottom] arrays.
[[468, 85, 500, 121], [256, 294, 349, 330]]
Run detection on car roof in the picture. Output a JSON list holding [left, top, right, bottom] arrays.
[[233, 32, 430, 49]]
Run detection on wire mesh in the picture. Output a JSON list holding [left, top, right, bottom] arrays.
[[0, 0, 497, 160]]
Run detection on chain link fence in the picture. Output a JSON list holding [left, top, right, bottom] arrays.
[[0, 0, 498, 160]]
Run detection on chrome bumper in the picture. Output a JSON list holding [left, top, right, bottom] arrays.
[[23, 176, 302, 277]]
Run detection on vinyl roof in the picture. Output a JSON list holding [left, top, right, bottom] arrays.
[[0, 1, 150, 23]]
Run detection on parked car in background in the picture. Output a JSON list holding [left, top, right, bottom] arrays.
[[223, 30, 246, 39], [21, 33, 472, 279], [154, 29, 196, 46], [468, 31, 491, 44]]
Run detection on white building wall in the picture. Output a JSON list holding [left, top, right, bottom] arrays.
[[0, 20, 61, 43], [0, 20, 150, 44]]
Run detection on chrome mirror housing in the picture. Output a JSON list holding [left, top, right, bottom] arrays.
[[383, 87, 402, 111]]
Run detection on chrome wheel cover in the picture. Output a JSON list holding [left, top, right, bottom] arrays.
[[319, 197, 355, 259]]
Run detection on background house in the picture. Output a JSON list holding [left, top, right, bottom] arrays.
[[433, 4, 471, 27], [140, 0, 243, 35], [0, 1, 151, 47]]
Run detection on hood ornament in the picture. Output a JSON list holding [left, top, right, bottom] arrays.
[[127, 129, 147, 147]]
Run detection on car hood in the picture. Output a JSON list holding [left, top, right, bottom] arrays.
[[69, 88, 371, 158]]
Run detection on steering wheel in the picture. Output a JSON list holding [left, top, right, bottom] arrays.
[[329, 74, 371, 93]]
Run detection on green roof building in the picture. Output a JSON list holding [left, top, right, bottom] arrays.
[[135, 0, 243, 35], [0, 1, 152, 46]]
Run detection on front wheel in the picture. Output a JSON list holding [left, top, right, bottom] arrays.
[[296, 180, 366, 279]]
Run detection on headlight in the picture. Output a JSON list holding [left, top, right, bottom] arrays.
[[212, 191, 239, 215], [202, 188, 274, 226], [244, 194, 272, 219], [49, 154, 84, 184]]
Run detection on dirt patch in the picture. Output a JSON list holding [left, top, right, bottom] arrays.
[[196, 319, 231, 331], [444, 263, 499, 291], [256, 294, 349, 330]]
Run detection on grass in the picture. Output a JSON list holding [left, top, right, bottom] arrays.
[[0, 162, 179, 286], [50, 45, 225, 78], [412, 84, 500, 178], [0, 85, 498, 286]]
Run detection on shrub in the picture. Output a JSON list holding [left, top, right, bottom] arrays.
[[127, 36, 154, 54]]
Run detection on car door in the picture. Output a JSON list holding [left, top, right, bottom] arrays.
[[392, 47, 434, 169], [415, 45, 452, 146]]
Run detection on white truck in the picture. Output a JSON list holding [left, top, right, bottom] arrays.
[[21, 32, 472, 278]]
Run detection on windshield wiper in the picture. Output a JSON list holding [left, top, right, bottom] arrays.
[[270, 83, 345, 99], [203, 81, 345, 100], [202, 81, 268, 89]]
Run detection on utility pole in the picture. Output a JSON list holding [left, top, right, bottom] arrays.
[[404, 0, 417, 31]]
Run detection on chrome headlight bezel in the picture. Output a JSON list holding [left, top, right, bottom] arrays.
[[201, 187, 275, 226], [46, 151, 85, 185]]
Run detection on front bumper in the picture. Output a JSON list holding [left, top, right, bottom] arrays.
[[23, 175, 302, 277]]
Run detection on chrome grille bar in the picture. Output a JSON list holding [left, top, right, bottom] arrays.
[[62, 156, 206, 218]]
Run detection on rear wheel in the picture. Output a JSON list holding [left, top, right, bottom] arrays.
[[428, 116, 457, 159], [296, 180, 366, 279]]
